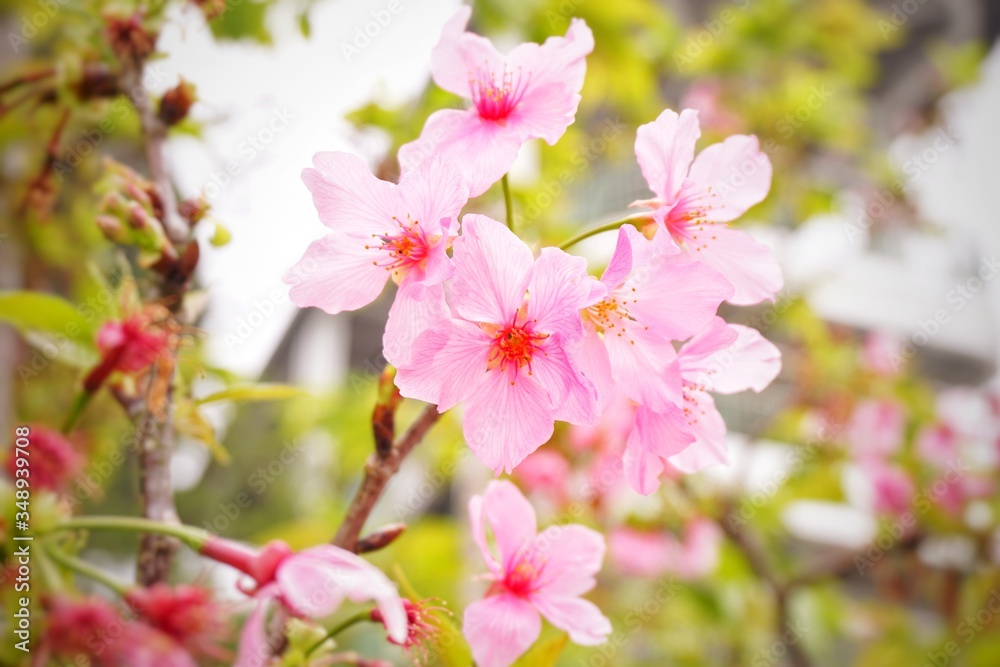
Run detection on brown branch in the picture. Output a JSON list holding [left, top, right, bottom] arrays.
[[333, 404, 442, 551], [116, 46, 190, 585]]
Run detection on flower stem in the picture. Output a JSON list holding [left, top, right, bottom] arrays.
[[61, 391, 94, 433], [46, 516, 209, 551], [556, 214, 648, 250], [306, 610, 373, 657], [46, 546, 131, 597], [501, 174, 514, 231]]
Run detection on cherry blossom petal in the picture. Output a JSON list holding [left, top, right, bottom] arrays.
[[530, 338, 600, 426], [604, 324, 682, 412], [383, 281, 448, 368], [532, 524, 605, 597], [429, 6, 506, 99], [463, 366, 555, 474], [684, 134, 771, 223], [398, 108, 524, 198], [397, 157, 468, 237], [527, 247, 602, 342], [234, 586, 279, 667], [628, 255, 733, 340], [284, 233, 387, 314], [624, 405, 695, 494], [395, 319, 490, 411], [276, 546, 407, 644], [634, 108, 700, 204], [530, 594, 611, 646], [481, 480, 538, 571], [451, 214, 534, 325], [303, 152, 400, 237], [468, 494, 502, 578], [463, 594, 541, 667], [667, 392, 729, 473], [680, 319, 781, 394], [575, 329, 615, 410], [676, 225, 782, 306]]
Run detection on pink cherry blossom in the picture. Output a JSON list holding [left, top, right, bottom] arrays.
[[398, 7, 593, 197], [626, 317, 782, 493], [514, 449, 572, 504], [463, 481, 610, 667], [285, 152, 467, 365], [863, 462, 914, 516], [610, 518, 722, 579], [846, 399, 906, 463], [395, 214, 603, 473], [631, 108, 782, 305], [578, 224, 733, 413], [200, 538, 407, 667]]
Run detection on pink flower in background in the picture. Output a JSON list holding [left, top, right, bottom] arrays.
[[395, 215, 603, 473], [514, 449, 572, 504], [631, 108, 782, 305], [861, 331, 904, 375], [626, 317, 782, 493], [865, 462, 914, 515], [846, 399, 905, 463], [578, 224, 733, 413], [399, 6, 593, 197], [679, 81, 743, 135], [610, 518, 722, 579], [5, 425, 82, 493], [286, 152, 467, 365], [43, 595, 196, 667], [464, 481, 610, 667], [126, 584, 229, 663], [200, 538, 407, 667]]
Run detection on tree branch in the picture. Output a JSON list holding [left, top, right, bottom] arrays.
[[333, 404, 442, 551]]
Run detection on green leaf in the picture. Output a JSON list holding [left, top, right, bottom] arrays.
[[512, 632, 568, 667], [174, 399, 231, 463], [194, 383, 306, 406], [0, 291, 95, 343], [209, 0, 272, 44]]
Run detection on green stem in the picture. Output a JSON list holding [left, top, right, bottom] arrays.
[[556, 214, 648, 250], [44, 516, 209, 551], [62, 391, 93, 433], [46, 546, 131, 597], [501, 173, 514, 231], [305, 610, 373, 657]]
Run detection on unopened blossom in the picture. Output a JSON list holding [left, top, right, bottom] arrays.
[[85, 313, 170, 393], [610, 518, 722, 579], [399, 6, 593, 197], [199, 537, 407, 667], [395, 215, 603, 473], [514, 449, 572, 505], [864, 462, 914, 516], [577, 224, 732, 413], [631, 108, 782, 305], [286, 153, 467, 366], [463, 481, 610, 667], [4, 425, 82, 492], [126, 584, 229, 662], [626, 317, 782, 493]]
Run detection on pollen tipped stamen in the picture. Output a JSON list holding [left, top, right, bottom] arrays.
[[367, 216, 429, 277], [470, 63, 530, 121]]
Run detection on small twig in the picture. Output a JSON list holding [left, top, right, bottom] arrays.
[[0, 68, 56, 97], [333, 404, 442, 551]]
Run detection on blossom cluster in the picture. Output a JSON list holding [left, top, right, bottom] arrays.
[[286, 7, 782, 493], [279, 6, 784, 665]]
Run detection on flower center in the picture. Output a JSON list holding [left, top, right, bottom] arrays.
[[502, 552, 545, 597], [367, 216, 429, 279], [486, 322, 549, 377], [470, 65, 528, 121], [584, 294, 645, 345]]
